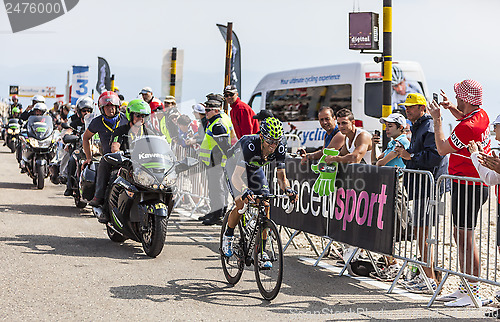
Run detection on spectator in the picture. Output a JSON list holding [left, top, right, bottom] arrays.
[[301, 106, 345, 164], [428, 80, 491, 307], [177, 114, 199, 149], [372, 113, 410, 167], [394, 93, 445, 294], [164, 96, 177, 110], [192, 103, 207, 142], [139, 86, 163, 110], [225, 85, 258, 138], [324, 108, 372, 164], [252, 109, 273, 126]]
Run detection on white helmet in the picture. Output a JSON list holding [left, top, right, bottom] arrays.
[[32, 95, 45, 104], [32, 102, 48, 113]]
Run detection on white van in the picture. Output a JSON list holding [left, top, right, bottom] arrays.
[[248, 61, 429, 149]]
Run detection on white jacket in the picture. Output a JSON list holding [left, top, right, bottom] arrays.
[[471, 151, 500, 186]]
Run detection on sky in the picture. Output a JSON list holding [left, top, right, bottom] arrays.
[[1, 0, 499, 129]]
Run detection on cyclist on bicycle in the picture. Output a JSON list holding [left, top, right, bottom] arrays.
[[222, 116, 298, 267]]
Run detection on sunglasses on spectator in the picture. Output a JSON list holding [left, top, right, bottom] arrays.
[[224, 93, 235, 98], [263, 137, 280, 145]]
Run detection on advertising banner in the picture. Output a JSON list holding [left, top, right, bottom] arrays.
[[269, 158, 397, 255], [71, 65, 89, 105], [217, 24, 242, 94], [96, 57, 111, 94], [10, 85, 56, 98]]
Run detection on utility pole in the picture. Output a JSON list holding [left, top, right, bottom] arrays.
[[382, 0, 392, 147]]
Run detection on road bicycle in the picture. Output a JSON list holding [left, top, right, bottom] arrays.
[[220, 194, 292, 300]]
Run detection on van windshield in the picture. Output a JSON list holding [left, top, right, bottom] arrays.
[[265, 84, 352, 121]]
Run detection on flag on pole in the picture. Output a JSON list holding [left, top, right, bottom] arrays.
[[217, 24, 241, 94], [96, 57, 111, 94]]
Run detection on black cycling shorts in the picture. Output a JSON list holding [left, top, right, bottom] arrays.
[[451, 181, 489, 230]]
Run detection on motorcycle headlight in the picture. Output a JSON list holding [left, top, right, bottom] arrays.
[[162, 170, 177, 187], [39, 137, 53, 147], [28, 138, 39, 148], [133, 168, 156, 187], [14, 129, 20, 134], [7, 129, 13, 134]]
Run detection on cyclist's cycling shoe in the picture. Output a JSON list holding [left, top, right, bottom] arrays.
[[259, 252, 272, 269], [222, 235, 234, 257]]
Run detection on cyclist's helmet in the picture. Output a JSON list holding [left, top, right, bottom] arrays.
[[126, 99, 151, 121], [76, 96, 94, 116], [98, 91, 120, 114], [150, 100, 164, 113], [32, 102, 48, 113], [392, 65, 405, 86], [32, 94, 45, 105], [260, 117, 284, 140]]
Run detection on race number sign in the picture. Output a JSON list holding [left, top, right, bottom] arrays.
[[71, 65, 89, 105]]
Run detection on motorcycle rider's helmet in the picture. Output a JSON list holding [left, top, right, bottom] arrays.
[[149, 100, 164, 113], [32, 95, 45, 106], [32, 102, 48, 114], [11, 94, 18, 101], [98, 91, 120, 115], [126, 99, 151, 121], [259, 117, 284, 141], [392, 65, 405, 86], [76, 96, 94, 117]]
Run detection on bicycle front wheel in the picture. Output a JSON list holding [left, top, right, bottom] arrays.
[[253, 219, 283, 301], [220, 210, 244, 285]]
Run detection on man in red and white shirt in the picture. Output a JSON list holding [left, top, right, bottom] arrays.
[[225, 85, 259, 138], [428, 79, 491, 307]]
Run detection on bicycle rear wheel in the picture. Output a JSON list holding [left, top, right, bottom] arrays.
[[220, 210, 244, 285], [254, 219, 283, 301]]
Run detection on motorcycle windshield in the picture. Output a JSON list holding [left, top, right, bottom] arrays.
[[27, 115, 54, 140], [8, 118, 20, 128], [131, 135, 176, 180]]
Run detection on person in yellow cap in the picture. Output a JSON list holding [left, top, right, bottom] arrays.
[[393, 92, 446, 294]]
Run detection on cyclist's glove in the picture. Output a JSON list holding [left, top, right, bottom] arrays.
[[242, 188, 254, 201], [285, 187, 297, 200]]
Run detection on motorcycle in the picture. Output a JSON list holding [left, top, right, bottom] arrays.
[[19, 115, 57, 189], [93, 135, 197, 258], [5, 118, 21, 153]]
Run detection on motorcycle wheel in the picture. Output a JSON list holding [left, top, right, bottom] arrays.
[[36, 165, 44, 189], [106, 225, 127, 243], [7, 140, 15, 153], [141, 214, 167, 258]]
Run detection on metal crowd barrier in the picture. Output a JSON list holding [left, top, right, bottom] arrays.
[[428, 174, 499, 308], [172, 144, 210, 216], [387, 169, 438, 295]]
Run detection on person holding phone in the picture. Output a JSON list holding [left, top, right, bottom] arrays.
[[371, 113, 410, 167], [300, 106, 344, 164]]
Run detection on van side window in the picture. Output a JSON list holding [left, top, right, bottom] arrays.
[[365, 82, 383, 118], [248, 93, 262, 110], [266, 85, 352, 122]]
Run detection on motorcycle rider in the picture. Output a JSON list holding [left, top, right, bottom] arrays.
[[82, 91, 128, 208], [9, 95, 23, 117], [63, 97, 94, 196], [111, 99, 151, 153], [20, 95, 45, 121], [18, 102, 48, 172], [3, 107, 22, 146]]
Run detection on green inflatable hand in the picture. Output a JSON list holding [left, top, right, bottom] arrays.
[[311, 148, 339, 196]]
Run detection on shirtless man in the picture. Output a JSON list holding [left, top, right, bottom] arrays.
[[324, 108, 372, 165]]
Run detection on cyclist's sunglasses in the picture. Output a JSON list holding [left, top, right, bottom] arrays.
[[263, 137, 280, 145]]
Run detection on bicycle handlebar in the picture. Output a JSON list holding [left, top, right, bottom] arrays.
[[238, 194, 295, 214]]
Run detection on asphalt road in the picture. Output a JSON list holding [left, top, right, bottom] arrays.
[[0, 144, 491, 321]]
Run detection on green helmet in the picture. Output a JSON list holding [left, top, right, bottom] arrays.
[[12, 107, 21, 114], [260, 117, 283, 140], [126, 99, 151, 121]]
